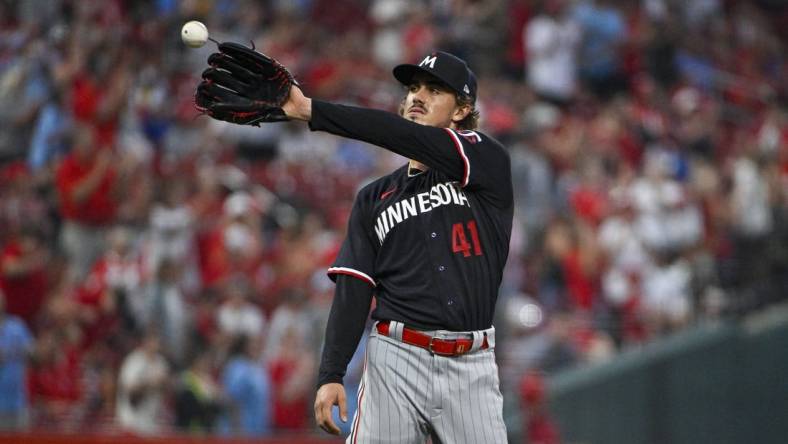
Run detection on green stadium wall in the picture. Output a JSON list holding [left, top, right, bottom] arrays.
[[548, 306, 788, 444]]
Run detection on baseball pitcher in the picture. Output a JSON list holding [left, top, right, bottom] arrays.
[[196, 45, 512, 443]]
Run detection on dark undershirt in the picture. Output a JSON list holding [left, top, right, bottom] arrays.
[[317, 274, 373, 387]]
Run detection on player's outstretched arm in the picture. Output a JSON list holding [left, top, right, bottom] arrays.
[[314, 382, 347, 435]]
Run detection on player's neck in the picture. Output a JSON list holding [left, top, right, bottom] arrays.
[[408, 160, 428, 175]]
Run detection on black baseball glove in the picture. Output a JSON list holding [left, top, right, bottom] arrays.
[[195, 42, 295, 125]]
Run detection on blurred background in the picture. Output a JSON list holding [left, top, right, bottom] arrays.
[[0, 0, 786, 443]]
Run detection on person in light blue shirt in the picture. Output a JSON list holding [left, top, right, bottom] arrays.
[[27, 86, 70, 172], [221, 335, 271, 436], [0, 290, 34, 430], [572, 0, 626, 98]]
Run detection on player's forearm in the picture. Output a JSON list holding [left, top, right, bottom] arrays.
[[317, 274, 373, 388]]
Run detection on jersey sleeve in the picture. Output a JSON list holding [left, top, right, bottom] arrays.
[[443, 128, 513, 207], [309, 100, 512, 207], [327, 189, 377, 286]]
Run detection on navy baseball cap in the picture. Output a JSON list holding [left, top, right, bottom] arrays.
[[393, 51, 477, 103]]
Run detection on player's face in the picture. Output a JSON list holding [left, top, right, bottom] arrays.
[[404, 73, 470, 128]]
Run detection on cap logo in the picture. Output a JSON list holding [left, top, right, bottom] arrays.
[[463, 84, 470, 94], [418, 55, 437, 69]]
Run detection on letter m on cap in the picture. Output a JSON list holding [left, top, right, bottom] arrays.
[[419, 55, 437, 69]]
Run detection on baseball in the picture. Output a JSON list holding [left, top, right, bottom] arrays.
[[181, 20, 208, 48]]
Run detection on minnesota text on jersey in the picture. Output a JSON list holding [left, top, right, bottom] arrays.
[[373, 181, 470, 245]]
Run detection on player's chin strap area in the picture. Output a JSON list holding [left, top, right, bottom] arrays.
[[375, 320, 495, 357]]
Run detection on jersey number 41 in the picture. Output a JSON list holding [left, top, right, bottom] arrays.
[[452, 220, 483, 257]]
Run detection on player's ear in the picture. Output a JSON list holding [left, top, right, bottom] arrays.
[[452, 103, 471, 124]]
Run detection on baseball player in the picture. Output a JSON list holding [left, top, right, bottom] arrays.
[[304, 52, 512, 442], [195, 48, 512, 443]]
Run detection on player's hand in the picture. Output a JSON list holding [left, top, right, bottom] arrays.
[[314, 382, 347, 435]]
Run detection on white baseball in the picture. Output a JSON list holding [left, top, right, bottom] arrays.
[[181, 20, 209, 48]]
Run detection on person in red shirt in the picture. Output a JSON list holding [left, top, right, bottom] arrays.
[[197, 192, 263, 291], [268, 324, 315, 431], [70, 48, 131, 148], [521, 371, 560, 444], [0, 228, 49, 328], [55, 124, 130, 281], [75, 225, 147, 350], [28, 329, 83, 428]]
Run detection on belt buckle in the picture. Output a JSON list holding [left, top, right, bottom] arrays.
[[428, 336, 457, 357]]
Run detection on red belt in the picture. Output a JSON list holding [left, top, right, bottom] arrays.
[[376, 321, 489, 357]]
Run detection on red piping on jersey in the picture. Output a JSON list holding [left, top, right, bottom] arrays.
[[444, 128, 470, 187], [327, 267, 376, 287], [380, 186, 398, 200]]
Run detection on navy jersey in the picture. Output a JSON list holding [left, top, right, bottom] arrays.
[[310, 100, 513, 331]]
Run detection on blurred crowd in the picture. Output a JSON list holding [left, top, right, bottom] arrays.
[[0, 0, 786, 442]]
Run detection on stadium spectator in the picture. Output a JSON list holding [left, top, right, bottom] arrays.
[[0, 161, 52, 249], [198, 191, 264, 290], [524, 0, 581, 105], [145, 177, 200, 294], [75, 226, 143, 351], [268, 323, 316, 431], [220, 335, 271, 437], [68, 37, 130, 149], [27, 74, 70, 173], [520, 372, 560, 444], [142, 258, 191, 368], [263, 287, 313, 362], [55, 124, 130, 281], [572, 0, 627, 98], [0, 226, 49, 328], [28, 328, 83, 430], [174, 351, 223, 434], [216, 276, 265, 344], [116, 332, 170, 435], [0, 290, 34, 430], [0, 38, 49, 162]]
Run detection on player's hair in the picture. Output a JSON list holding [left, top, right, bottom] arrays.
[[454, 94, 479, 131]]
